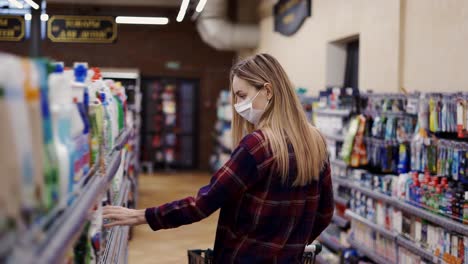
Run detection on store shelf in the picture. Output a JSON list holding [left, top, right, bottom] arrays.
[[114, 127, 133, 152], [341, 180, 468, 237], [330, 159, 347, 168], [396, 236, 439, 263], [348, 237, 395, 264], [35, 151, 122, 264], [345, 210, 397, 240], [332, 214, 350, 229], [346, 182, 394, 205], [115, 180, 130, 206], [315, 255, 327, 264], [314, 108, 352, 117], [391, 199, 468, 237], [0, 231, 15, 258], [318, 232, 346, 253], [331, 177, 350, 187], [334, 196, 349, 207], [325, 133, 345, 142], [117, 226, 130, 264]]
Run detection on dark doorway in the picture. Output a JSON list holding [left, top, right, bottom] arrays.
[[141, 77, 199, 171], [344, 39, 359, 89]]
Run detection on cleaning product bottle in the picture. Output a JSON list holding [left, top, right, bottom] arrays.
[[0, 53, 23, 233], [71, 63, 91, 186], [92, 68, 114, 154], [100, 92, 113, 156], [21, 59, 47, 219], [34, 58, 60, 212], [49, 63, 74, 206], [88, 71, 105, 170]]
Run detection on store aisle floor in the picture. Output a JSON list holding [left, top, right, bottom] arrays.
[[129, 172, 218, 264]]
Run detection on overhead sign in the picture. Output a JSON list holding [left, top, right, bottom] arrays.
[[273, 0, 311, 36], [0, 16, 25, 42], [48, 16, 117, 43]]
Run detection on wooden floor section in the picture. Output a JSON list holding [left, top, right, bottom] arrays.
[[128, 172, 217, 264]]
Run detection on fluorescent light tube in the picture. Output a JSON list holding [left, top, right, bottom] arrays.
[[40, 14, 49, 21], [115, 16, 169, 25], [8, 0, 23, 8], [24, 13, 32, 20], [24, 0, 39, 9], [176, 0, 190, 22], [196, 0, 207, 13]]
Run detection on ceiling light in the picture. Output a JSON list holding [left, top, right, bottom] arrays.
[[24, 0, 39, 9], [24, 13, 32, 21], [40, 14, 49, 21], [196, 0, 207, 13], [115, 16, 169, 25], [176, 0, 190, 22], [8, 0, 24, 8]]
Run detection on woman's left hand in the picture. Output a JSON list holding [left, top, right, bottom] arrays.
[[102, 206, 147, 228]]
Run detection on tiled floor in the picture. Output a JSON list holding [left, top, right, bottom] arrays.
[[128, 172, 218, 264]]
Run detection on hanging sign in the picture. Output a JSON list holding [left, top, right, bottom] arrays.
[[48, 16, 117, 43], [273, 0, 311, 36], [0, 16, 25, 42]]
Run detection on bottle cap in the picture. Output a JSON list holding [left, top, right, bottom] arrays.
[[92, 67, 102, 81], [73, 62, 88, 83], [53, 62, 64, 73]]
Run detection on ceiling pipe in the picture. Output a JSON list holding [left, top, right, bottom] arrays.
[[196, 0, 259, 51]]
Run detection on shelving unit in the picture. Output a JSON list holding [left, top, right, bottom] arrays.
[[345, 210, 397, 240], [347, 237, 396, 264], [330, 159, 347, 169], [314, 108, 352, 117], [332, 214, 350, 229], [318, 232, 347, 253], [211, 91, 232, 171], [315, 255, 327, 264], [325, 134, 345, 142], [8, 127, 134, 264], [395, 236, 439, 263], [334, 196, 349, 207], [335, 178, 468, 237]]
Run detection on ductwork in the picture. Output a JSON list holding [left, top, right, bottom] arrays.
[[196, 0, 259, 51]]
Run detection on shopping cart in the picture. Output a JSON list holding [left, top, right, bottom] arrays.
[[188, 242, 322, 264]]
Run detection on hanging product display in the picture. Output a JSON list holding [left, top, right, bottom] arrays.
[[0, 52, 139, 264]]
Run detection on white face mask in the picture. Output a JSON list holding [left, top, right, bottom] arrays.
[[234, 90, 268, 125]]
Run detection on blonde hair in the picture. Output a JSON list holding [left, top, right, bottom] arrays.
[[230, 53, 328, 186]]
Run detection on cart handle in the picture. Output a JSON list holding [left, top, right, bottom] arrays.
[[304, 242, 322, 254]]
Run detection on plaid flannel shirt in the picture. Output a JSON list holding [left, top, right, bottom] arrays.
[[145, 130, 334, 263]]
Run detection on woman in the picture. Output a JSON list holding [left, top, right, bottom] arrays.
[[103, 53, 334, 263]]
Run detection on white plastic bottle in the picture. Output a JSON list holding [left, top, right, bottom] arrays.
[[49, 63, 74, 206], [3, 55, 37, 220], [0, 53, 22, 234]]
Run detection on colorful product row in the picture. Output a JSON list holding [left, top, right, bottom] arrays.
[[349, 192, 466, 264], [0, 52, 129, 263]]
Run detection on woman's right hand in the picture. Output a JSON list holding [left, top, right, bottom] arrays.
[[102, 206, 147, 228]]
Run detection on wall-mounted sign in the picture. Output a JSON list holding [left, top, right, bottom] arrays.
[[48, 16, 117, 43], [0, 16, 25, 42], [273, 0, 311, 36]]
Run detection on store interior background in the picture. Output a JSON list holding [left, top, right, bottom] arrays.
[[1, 0, 468, 263], [2, 0, 468, 169]]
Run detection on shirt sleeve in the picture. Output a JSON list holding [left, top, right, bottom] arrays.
[[145, 144, 259, 231], [309, 162, 334, 242]]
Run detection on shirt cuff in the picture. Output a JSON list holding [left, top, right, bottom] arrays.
[[145, 207, 163, 231]]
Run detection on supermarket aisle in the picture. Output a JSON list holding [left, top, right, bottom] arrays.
[[129, 173, 218, 264]]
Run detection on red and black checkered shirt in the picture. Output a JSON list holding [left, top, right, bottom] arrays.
[[145, 130, 334, 263]]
